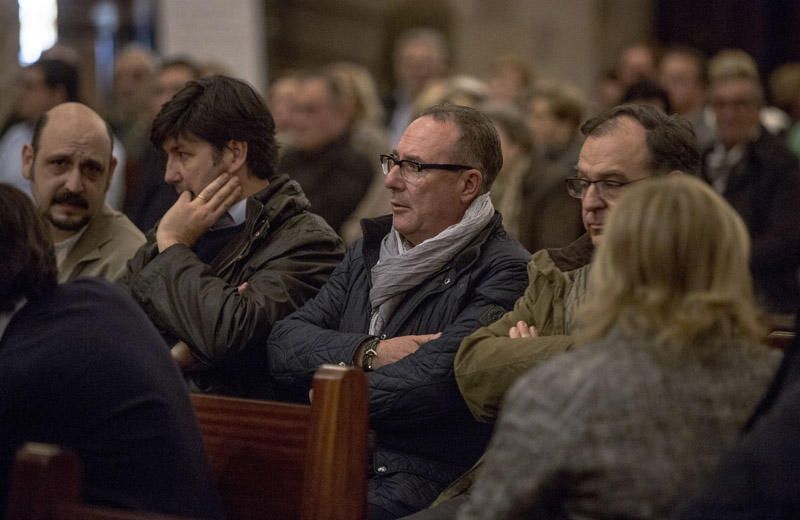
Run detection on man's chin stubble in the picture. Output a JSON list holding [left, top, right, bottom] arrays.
[[47, 213, 91, 233]]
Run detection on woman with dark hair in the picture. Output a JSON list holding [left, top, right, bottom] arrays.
[[0, 183, 57, 311], [0, 183, 223, 518]]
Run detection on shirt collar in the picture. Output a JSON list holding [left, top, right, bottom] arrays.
[[228, 198, 247, 226], [212, 198, 247, 230]]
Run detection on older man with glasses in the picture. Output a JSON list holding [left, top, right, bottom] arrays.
[[408, 103, 700, 519], [267, 104, 530, 519]]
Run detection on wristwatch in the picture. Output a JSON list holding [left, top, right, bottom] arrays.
[[361, 337, 381, 371]]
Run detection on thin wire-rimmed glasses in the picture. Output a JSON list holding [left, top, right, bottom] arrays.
[[564, 177, 645, 200], [380, 154, 476, 183]]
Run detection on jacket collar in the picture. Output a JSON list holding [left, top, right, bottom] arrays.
[[58, 204, 117, 278], [244, 174, 311, 233], [546, 233, 594, 272], [360, 212, 505, 275]]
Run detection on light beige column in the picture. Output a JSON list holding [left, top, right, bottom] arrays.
[[0, 0, 19, 125], [452, 0, 653, 101], [156, 0, 267, 92]]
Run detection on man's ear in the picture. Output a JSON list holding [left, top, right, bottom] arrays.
[[22, 144, 34, 181], [459, 169, 484, 203], [104, 156, 118, 193], [226, 140, 248, 173]]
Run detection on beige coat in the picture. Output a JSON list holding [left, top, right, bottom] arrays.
[[58, 204, 145, 284]]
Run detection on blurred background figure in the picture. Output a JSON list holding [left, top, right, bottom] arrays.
[[488, 98, 583, 253], [0, 59, 79, 195], [622, 79, 672, 113], [413, 74, 488, 113], [768, 62, 800, 157], [527, 80, 586, 172], [708, 49, 790, 136], [268, 71, 301, 148], [702, 65, 800, 314], [458, 175, 780, 520], [149, 56, 202, 118], [384, 27, 449, 147], [659, 45, 714, 149], [616, 41, 660, 91], [482, 105, 534, 243], [592, 68, 625, 115], [108, 44, 157, 161], [278, 71, 373, 234], [486, 54, 534, 110], [328, 61, 392, 244]]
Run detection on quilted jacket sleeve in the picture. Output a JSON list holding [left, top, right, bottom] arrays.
[[268, 246, 373, 399]]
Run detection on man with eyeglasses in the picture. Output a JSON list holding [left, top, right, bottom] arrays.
[[267, 104, 530, 519], [412, 104, 700, 518]]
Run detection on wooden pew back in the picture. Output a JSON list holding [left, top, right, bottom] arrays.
[[6, 365, 369, 520], [192, 364, 368, 520]]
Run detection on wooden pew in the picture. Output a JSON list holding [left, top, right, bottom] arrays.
[[5, 443, 186, 520], [6, 365, 369, 520], [192, 364, 369, 520]]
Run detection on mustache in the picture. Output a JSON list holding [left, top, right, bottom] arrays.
[[52, 191, 89, 209]]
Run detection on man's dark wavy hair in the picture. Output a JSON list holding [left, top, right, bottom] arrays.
[[150, 75, 278, 179], [0, 184, 57, 312], [580, 103, 701, 176]]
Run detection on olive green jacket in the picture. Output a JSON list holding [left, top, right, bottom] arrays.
[[455, 233, 594, 423], [436, 234, 593, 503]]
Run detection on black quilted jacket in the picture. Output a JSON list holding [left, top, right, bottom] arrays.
[[268, 213, 529, 517]]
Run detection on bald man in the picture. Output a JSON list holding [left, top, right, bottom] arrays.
[[22, 102, 144, 283]]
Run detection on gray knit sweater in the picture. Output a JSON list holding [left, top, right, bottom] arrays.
[[457, 331, 780, 520]]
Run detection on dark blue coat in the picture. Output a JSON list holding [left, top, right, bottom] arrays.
[[0, 279, 222, 518], [268, 213, 529, 518]]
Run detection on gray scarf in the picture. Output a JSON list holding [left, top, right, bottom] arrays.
[[368, 193, 495, 335]]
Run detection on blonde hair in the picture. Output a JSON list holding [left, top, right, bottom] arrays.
[[577, 175, 764, 351]]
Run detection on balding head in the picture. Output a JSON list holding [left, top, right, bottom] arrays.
[[23, 103, 117, 242], [32, 102, 114, 160]]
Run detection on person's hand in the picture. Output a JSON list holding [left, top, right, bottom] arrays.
[[171, 341, 203, 372], [372, 333, 442, 370], [508, 320, 538, 339], [156, 173, 242, 252]]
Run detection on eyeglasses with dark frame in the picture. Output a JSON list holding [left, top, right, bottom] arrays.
[[380, 154, 476, 182], [564, 177, 645, 200]]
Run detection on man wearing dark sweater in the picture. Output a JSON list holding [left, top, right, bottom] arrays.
[[122, 76, 344, 398]]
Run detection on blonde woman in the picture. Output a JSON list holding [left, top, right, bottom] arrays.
[[457, 175, 780, 520]]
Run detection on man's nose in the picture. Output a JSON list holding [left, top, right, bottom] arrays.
[[581, 183, 606, 210], [164, 156, 180, 184], [383, 163, 404, 190], [63, 167, 84, 193]]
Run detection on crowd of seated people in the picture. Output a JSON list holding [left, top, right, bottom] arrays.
[[0, 25, 799, 520]]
